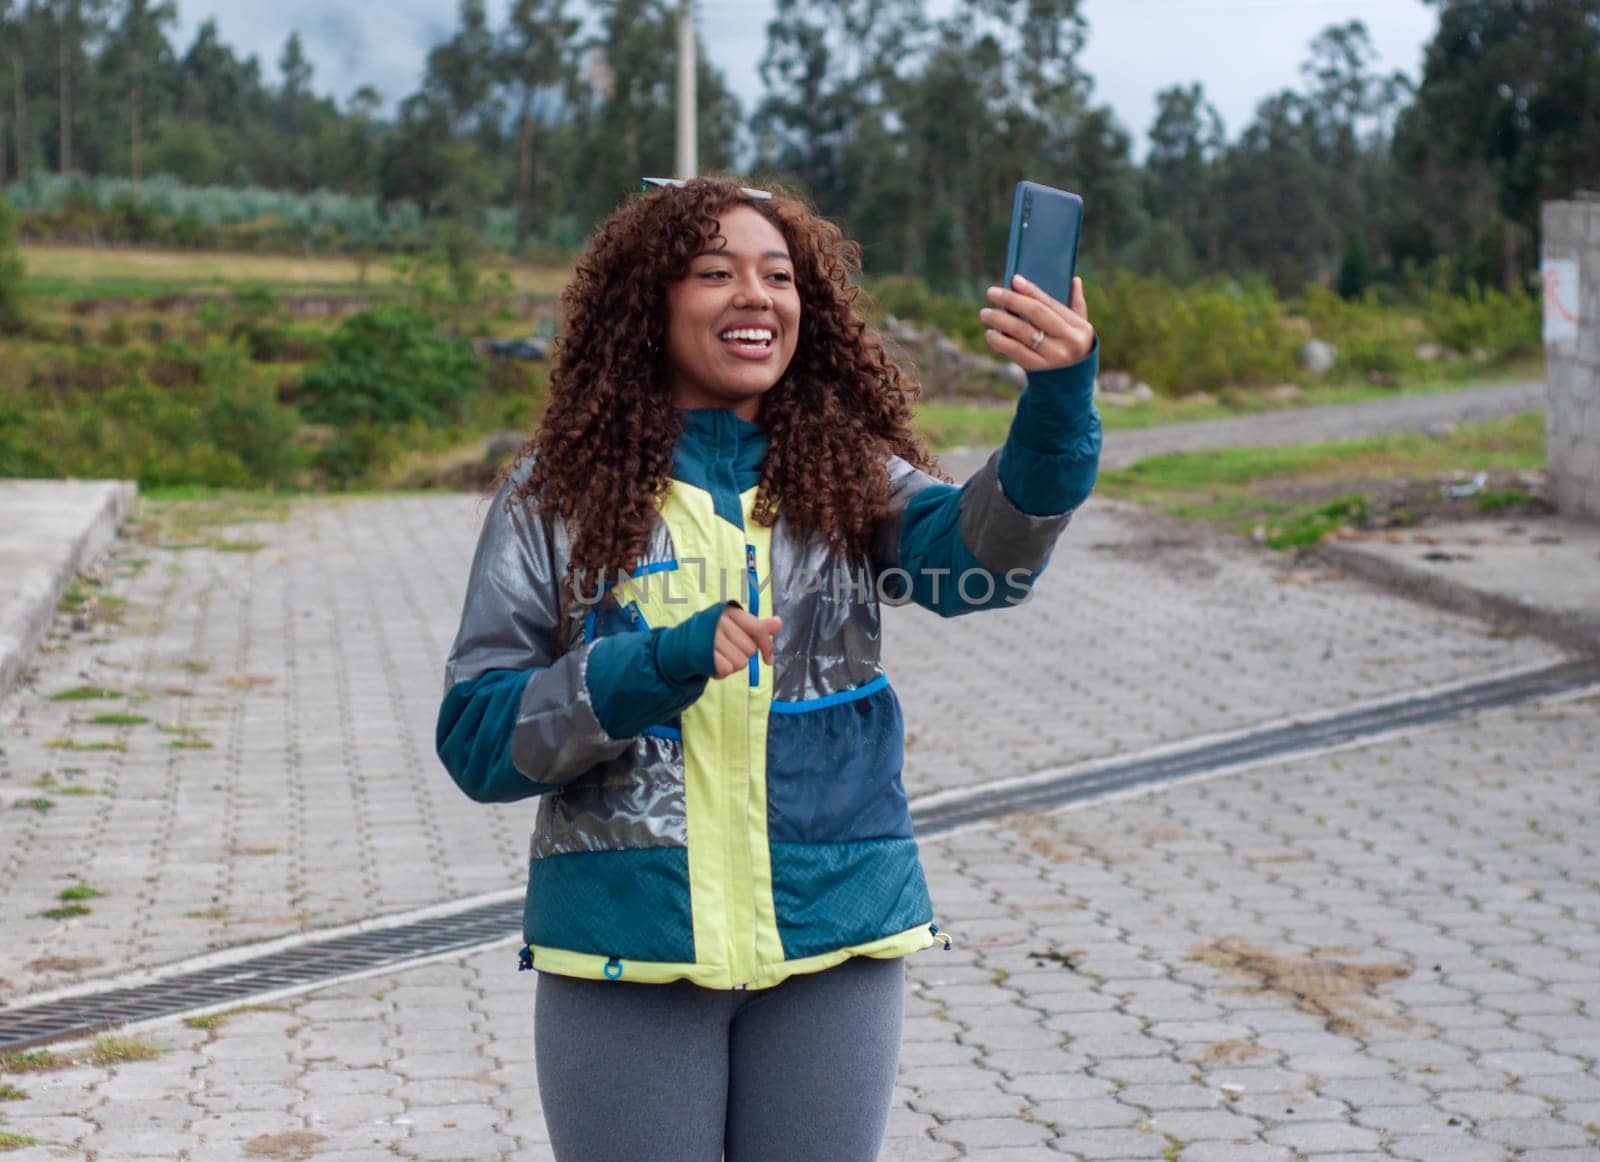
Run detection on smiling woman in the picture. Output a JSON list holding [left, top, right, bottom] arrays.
[[435, 175, 1102, 1161]]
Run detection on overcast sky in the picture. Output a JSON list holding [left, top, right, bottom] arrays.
[[175, 0, 1439, 152]]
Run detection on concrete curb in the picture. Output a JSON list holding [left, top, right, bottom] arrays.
[[0, 480, 139, 701], [1318, 538, 1600, 657]]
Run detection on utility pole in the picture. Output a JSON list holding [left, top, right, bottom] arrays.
[[674, 0, 696, 179]]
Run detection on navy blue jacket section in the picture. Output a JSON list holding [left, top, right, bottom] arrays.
[[437, 669, 555, 803], [765, 685, 911, 844]]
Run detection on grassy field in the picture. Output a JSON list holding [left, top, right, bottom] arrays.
[[1095, 411, 1547, 548], [20, 245, 575, 299]]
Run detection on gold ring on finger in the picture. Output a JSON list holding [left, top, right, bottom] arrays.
[[1028, 328, 1046, 352]]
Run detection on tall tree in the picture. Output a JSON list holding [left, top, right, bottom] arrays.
[[52, 0, 111, 173], [425, 0, 502, 141], [1145, 82, 1225, 272], [0, 0, 14, 183], [502, 0, 579, 245], [1217, 90, 1331, 291], [565, 0, 741, 227], [754, 0, 929, 215], [274, 32, 318, 187], [98, 0, 176, 182], [1401, 0, 1600, 286]]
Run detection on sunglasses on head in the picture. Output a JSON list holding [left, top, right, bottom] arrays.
[[641, 176, 773, 200]]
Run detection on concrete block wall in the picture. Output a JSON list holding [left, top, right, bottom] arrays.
[[1542, 199, 1600, 520]]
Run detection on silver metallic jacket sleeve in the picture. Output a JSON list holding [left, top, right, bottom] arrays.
[[871, 452, 1074, 580], [956, 448, 1075, 575], [441, 472, 631, 791]]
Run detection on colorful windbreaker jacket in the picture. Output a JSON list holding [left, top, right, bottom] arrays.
[[437, 349, 1101, 990]]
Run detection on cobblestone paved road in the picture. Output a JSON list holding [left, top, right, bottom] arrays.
[[0, 494, 1560, 1000], [2, 692, 1595, 1161]]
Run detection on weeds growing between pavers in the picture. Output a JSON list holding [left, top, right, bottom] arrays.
[[47, 686, 124, 702], [86, 712, 149, 726], [182, 1003, 288, 1031], [0, 1038, 160, 1075], [32, 774, 98, 795], [44, 738, 126, 752]]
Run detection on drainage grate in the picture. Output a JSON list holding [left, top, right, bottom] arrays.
[[2, 656, 1596, 1051], [913, 656, 1600, 836], [0, 899, 521, 1052]]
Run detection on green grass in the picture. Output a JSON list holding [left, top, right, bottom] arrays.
[[0, 1049, 66, 1073], [1260, 495, 1372, 549], [1474, 487, 1534, 513], [10, 798, 55, 812], [182, 1003, 287, 1031], [0, 1132, 42, 1150], [57, 884, 102, 902], [0, 1083, 27, 1101], [48, 686, 124, 702], [1097, 411, 1546, 546], [44, 738, 126, 752], [88, 713, 150, 726], [84, 1037, 161, 1066], [38, 903, 92, 920]]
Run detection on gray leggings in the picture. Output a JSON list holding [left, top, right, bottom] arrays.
[[534, 954, 905, 1161]]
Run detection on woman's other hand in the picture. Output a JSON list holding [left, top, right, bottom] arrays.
[[979, 274, 1095, 372], [712, 607, 783, 679]]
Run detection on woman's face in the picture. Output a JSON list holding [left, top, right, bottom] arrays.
[[664, 204, 802, 420]]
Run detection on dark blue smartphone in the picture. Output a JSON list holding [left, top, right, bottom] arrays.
[[1002, 180, 1083, 323]]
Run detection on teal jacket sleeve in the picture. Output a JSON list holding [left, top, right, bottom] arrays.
[[997, 340, 1102, 517], [870, 344, 1100, 618], [584, 603, 724, 739]]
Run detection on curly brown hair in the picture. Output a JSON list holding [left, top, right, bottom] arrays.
[[511, 176, 947, 604]]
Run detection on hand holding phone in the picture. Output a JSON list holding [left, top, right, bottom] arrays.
[[980, 180, 1095, 371], [981, 275, 1095, 373]]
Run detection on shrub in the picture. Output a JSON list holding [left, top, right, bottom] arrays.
[[297, 305, 485, 429], [2, 344, 303, 488], [1420, 278, 1540, 362], [1093, 274, 1300, 395], [226, 283, 294, 362], [864, 276, 988, 354], [0, 195, 26, 334]]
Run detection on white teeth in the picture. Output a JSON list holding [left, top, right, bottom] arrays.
[[719, 328, 773, 342]]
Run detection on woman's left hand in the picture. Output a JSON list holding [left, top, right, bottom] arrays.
[[979, 274, 1095, 372]]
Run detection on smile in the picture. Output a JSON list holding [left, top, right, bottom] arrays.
[[717, 328, 775, 359]]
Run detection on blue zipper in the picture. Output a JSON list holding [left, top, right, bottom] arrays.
[[745, 543, 759, 688]]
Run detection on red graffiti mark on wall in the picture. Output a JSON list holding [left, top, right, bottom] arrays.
[[1544, 265, 1579, 324]]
